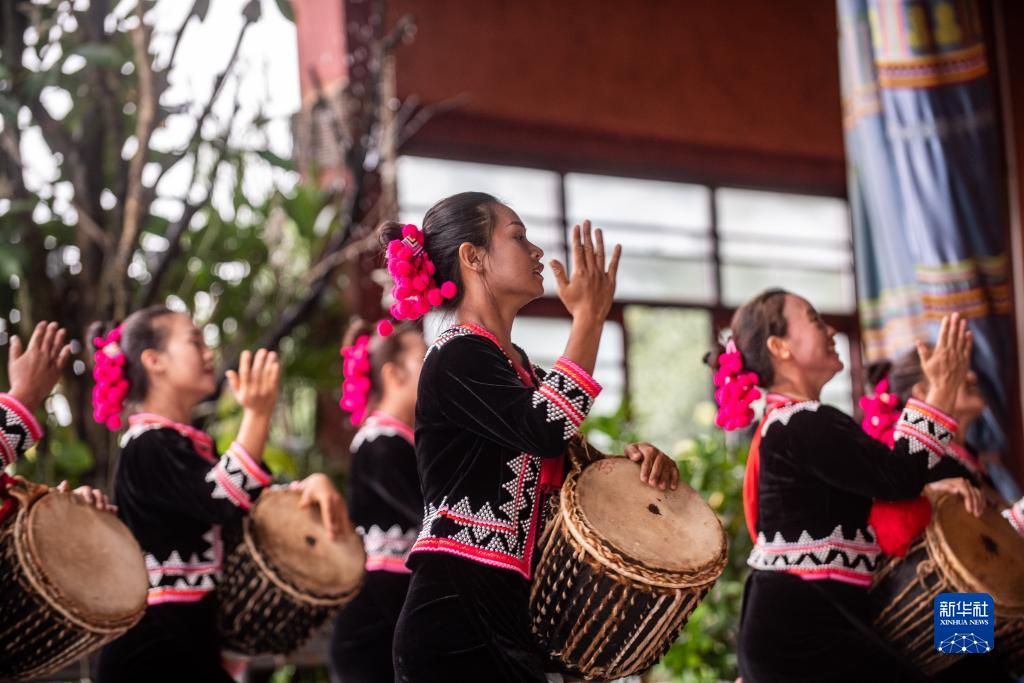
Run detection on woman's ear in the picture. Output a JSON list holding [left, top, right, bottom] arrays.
[[140, 348, 163, 375], [458, 242, 484, 273], [766, 335, 790, 361]]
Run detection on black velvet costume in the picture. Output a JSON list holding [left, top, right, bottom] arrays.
[[330, 412, 421, 683], [97, 413, 271, 683], [738, 394, 970, 683], [392, 323, 602, 682]]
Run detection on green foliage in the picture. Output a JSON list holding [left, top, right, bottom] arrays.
[[585, 407, 751, 683], [11, 424, 94, 487]]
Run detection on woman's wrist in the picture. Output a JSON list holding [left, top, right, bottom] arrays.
[[924, 385, 957, 416]]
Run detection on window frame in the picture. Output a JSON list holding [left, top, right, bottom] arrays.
[[397, 153, 865, 413]]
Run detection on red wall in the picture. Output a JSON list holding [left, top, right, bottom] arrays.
[[387, 0, 846, 191]]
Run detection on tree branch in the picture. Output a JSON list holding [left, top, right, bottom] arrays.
[[143, 11, 253, 208], [137, 135, 231, 308], [104, 3, 157, 318]]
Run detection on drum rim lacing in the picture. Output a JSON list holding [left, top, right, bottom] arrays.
[[560, 463, 728, 590], [11, 478, 145, 633], [241, 504, 363, 607]]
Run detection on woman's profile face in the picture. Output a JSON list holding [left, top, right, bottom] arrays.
[[778, 294, 844, 387], [145, 313, 217, 403], [477, 203, 546, 305]]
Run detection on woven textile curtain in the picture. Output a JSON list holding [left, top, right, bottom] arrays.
[[838, 0, 1012, 451]]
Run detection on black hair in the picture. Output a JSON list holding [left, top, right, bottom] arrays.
[[708, 288, 790, 388], [87, 305, 178, 404], [378, 191, 500, 312]]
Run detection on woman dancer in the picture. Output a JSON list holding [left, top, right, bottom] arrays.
[[383, 193, 679, 682], [93, 306, 347, 682], [716, 289, 981, 683], [330, 319, 426, 683]]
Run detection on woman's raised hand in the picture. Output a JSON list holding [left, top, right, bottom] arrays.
[[227, 349, 281, 417], [8, 321, 72, 410], [919, 313, 972, 415], [550, 220, 622, 324]]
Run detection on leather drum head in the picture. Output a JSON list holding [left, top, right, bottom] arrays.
[[27, 491, 148, 621], [576, 458, 726, 573], [251, 489, 365, 596], [932, 494, 1024, 610]]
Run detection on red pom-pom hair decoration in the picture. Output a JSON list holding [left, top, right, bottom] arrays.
[[339, 334, 372, 426], [713, 339, 761, 431], [381, 224, 457, 336], [860, 375, 932, 557], [92, 325, 128, 431]]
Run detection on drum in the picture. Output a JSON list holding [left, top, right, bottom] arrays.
[[0, 476, 148, 680], [530, 454, 728, 680], [216, 488, 365, 655], [870, 493, 1024, 675]]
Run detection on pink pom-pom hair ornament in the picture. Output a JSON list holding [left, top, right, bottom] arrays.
[[859, 374, 931, 557], [339, 334, 372, 426], [92, 325, 128, 431], [713, 339, 761, 431], [859, 376, 900, 447], [379, 224, 457, 336]]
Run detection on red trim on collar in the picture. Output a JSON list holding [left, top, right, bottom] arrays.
[[128, 413, 216, 464], [368, 410, 414, 445], [743, 392, 802, 544], [449, 323, 536, 387]]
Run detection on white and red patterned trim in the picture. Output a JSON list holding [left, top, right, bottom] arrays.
[[360, 523, 417, 574], [533, 358, 601, 440], [747, 525, 882, 588], [894, 399, 958, 469], [126, 413, 217, 463], [145, 526, 222, 605], [1002, 497, 1024, 537], [206, 441, 270, 511], [760, 397, 820, 436], [0, 393, 43, 468], [351, 411, 414, 450], [411, 451, 544, 579]]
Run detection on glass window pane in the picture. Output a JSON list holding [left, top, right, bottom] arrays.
[[566, 173, 710, 229], [717, 188, 849, 242], [565, 173, 713, 303], [717, 187, 854, 312], [397, 156, 560, 223], [721, 264, 856, 314]]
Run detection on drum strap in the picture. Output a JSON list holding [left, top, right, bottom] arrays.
[[806, 580, 929, 683]]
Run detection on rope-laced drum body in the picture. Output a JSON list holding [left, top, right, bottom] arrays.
[[531, 445, 727, 680], [0, 477, 148, 680], [216, 488, 365, 655], [870, 493, 1024, 676]]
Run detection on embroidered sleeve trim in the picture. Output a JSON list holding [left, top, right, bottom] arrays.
[[1002, 497, 1024, 537], [904, 398, 958, 432], [228, 441, 272, 487], [205, 443, 270, 510], [0, 393, 44, 467], [552, 357, 602, 398], [895, 399, 958, 468]]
